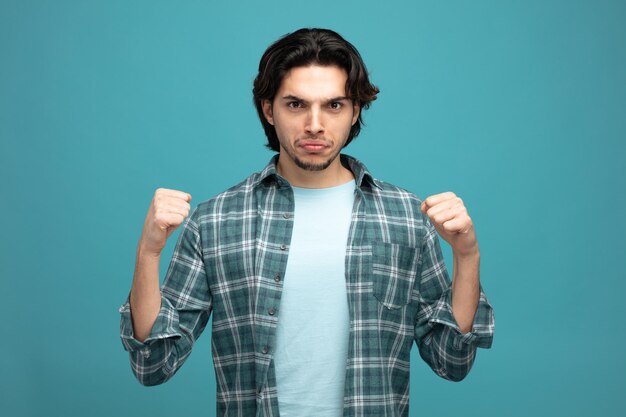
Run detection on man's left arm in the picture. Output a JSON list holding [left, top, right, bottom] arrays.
[[413, 191, 494, 381], [420, 192, 481, 333]]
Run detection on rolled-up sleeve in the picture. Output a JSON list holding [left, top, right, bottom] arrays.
[[119, 208, 212, 386], [413, 221, 494, 382]]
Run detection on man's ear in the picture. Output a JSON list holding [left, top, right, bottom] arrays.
[[351, 102, 361, 126], [262, 99, 274, 125]]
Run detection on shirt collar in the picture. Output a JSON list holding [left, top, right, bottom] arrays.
[[255, 153, 381, 190]]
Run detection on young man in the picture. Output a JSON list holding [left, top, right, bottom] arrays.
[[120, 28, 494, 417]]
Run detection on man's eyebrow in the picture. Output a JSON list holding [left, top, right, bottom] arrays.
[[280, 95, 351, 103]]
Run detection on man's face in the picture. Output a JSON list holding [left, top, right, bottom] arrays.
[[262, 65, 360, 173]]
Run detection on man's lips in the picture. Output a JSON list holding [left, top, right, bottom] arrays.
[[298, 140, 330, 152]]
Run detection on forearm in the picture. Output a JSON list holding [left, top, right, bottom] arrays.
[[451, 251, 480, 334], [129, 245, 163, 342]]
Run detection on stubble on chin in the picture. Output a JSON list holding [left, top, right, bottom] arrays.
[[293, 155, 335, 171], [280, 137, 344, 172]]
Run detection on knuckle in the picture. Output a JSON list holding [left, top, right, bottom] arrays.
[[154, 208, 166, 218]]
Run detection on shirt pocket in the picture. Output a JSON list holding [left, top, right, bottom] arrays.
[[371, 242, 421, 310]]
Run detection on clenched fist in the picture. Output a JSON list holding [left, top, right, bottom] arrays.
[[138, 188, 192, 256], [420, 192, 479, 258]]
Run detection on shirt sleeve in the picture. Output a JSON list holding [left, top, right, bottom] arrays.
[[119, 208, 212, 386], [413, 220, 494, 382]]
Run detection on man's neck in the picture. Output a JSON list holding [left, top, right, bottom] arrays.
[[276, 155, 354, 189]]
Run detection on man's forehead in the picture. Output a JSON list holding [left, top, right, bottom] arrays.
[[278, 65, 349, 99]]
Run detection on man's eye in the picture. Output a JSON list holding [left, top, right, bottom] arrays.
[[329, 102, 343, 110], [287, 101, 303, 109]]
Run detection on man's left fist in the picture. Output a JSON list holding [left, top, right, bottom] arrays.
[[420, 192, 479, 258]]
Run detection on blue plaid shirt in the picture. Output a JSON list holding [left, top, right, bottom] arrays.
[[120, 154, 494, 417]]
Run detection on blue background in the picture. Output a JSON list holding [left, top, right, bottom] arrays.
[[2, 1, 625, 416]]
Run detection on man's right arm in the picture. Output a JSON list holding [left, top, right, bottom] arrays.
[[129, 188, 192, 341], [120, 188, 212, 386]]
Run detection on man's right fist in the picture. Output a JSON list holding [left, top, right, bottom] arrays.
[[138, 188, 192, 256]]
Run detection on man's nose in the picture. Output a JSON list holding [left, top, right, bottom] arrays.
[[305, 107, 324, 135]]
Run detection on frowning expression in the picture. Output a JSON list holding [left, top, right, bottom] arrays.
[[262, 65, 360, 173]]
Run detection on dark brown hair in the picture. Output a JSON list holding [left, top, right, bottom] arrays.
[[253, 28, 379, 152]]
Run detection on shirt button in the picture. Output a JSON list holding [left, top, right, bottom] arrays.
[[274, 274, 281, 282], [262, 346, 269, 354], [268, 308, 276, 316], [280, 244, 288, 251], [283, 212, 291, 219]]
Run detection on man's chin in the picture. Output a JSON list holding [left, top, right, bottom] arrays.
[[294, 156, 335, 171], [294, 153, 339, 171]]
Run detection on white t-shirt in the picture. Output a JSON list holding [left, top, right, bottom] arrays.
[[274, 179, 355, 417]]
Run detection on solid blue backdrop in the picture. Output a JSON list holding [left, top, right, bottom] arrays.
[[1, 1, 625, 416]]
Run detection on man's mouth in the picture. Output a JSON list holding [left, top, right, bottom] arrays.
[[298, 140, 329, 152]]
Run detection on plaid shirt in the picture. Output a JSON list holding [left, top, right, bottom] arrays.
[[119, 154, 494, 417]]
